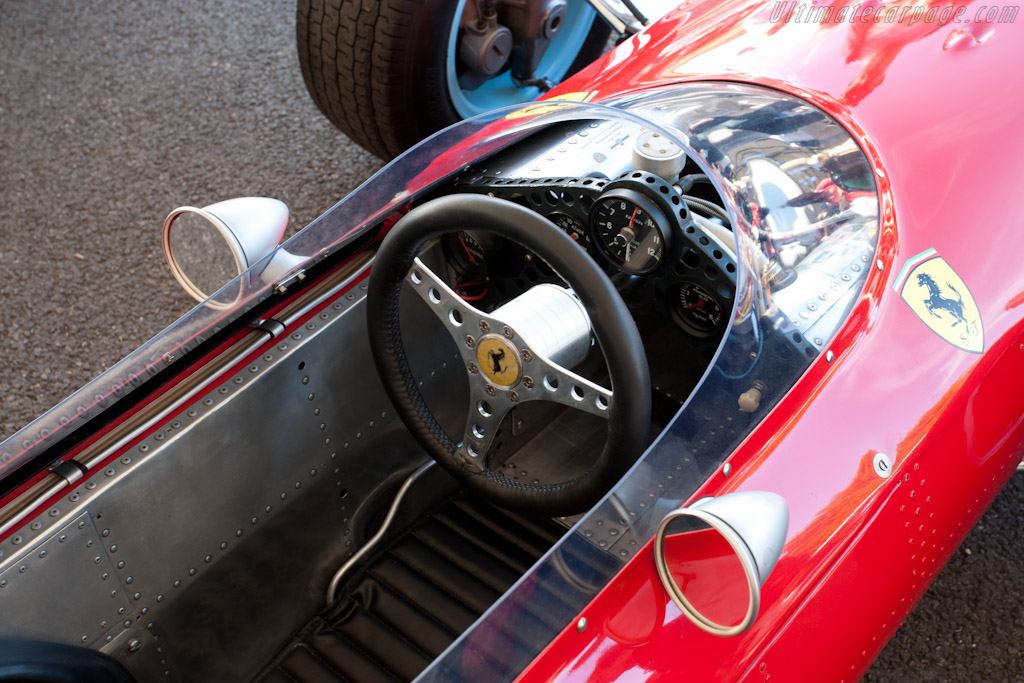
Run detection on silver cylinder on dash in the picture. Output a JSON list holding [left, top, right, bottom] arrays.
[[632, 129, 686, 180], [491, 284, 592, 369]]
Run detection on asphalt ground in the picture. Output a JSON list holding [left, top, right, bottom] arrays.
[[1, 2, 1022, 681]]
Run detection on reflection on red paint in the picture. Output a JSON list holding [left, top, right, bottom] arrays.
[[604, 565, 665, 647], [664, 528, 748, 628]]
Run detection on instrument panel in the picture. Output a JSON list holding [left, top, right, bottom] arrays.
[[429, 119, 738, 350], [446, 171, 736, 348]]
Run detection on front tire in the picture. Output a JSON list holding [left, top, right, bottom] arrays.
[[297, 0, 611, 160]]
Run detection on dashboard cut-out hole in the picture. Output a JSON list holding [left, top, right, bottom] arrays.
[[571, 385, 585, 401], [410, 270, 423, 284], [478, 401, 492, 417], [428, 288, 441, 303], [543, 374, 559, 391], [596, 395, 609, 410], [449, 309, 463, 325]]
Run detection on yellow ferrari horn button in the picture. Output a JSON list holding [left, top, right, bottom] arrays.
[[476, 336, 521, 387]]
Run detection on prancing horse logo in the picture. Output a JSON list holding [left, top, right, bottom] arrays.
[[916, 273, 967, 327], [897, 250, 982, 353], [488, 348, 506, 375], [476, 336, 521, 385]]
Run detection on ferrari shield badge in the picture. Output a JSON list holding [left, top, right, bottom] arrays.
[[894, 248, 983, 353], [504, 92, 593, 120]]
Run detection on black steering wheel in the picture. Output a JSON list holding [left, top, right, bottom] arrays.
[[367, 194, 650, 516]]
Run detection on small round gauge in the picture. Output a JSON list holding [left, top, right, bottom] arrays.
[[548, 212, 590, 249], [590, 188, 671, 275], [441, 230, 526, 280], [442, 230, 489, 279], [669, 281, 726, 337]]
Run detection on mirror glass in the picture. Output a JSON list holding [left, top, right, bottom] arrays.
[[168, 211, 243, 301], [660, 514, 751, 630]]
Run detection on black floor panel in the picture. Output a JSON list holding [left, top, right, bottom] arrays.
[[256, 497, 565, 683]]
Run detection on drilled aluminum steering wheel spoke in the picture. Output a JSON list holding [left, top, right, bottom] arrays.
[[457, 388, 515, 468], [516, 352, 613, 419], [406, 258, 495, 364]]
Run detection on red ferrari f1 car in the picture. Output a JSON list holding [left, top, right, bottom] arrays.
[[1, 1, 1022, 681]]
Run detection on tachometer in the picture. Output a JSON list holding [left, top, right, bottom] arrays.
[[590, 188, 671, 275]]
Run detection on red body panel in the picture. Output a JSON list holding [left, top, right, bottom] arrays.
[[520, 2, 1024, 680]]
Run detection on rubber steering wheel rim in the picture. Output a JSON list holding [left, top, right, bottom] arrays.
[[367, 194, 651, 516]]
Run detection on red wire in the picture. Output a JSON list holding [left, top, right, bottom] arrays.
[[459, 289, 488, 301], [453, 280, 488, 301], [453, 280, 487, 290]]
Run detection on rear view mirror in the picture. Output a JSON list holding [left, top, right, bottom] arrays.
[[162, 197, 291, 304], [654, 491, 788, 636]]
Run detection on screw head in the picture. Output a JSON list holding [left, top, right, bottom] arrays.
[[486, 385, 496, 396], [502, 326, 514, 339], [523, 376, 534, 389], [521, 349, 532, 362], [468, 362, 478, 374], [127, 638, 143, 653], [873, 452, 893, 478], [465, 335, 476, 348], [509, 390, 519, 402], [576, 617, 587, 633], [479, 320, 490, 333]]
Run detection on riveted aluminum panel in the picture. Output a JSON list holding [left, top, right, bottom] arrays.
[[0, 281, 465, 679], [0, 512, 132, 645]]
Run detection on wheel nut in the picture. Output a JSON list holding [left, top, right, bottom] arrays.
[[502, 326, 514, 339], [465, 335, 475, 348], [479, 320, 490, 333], [468, 362, 478, 373]]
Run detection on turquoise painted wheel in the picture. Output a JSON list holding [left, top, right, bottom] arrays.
[[297, 0, 611, 160]]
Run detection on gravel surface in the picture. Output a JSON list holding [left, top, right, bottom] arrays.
[[1, 1, 1021, 680]]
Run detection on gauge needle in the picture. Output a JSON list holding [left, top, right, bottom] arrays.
[[628, 207, 638, 230], [457, 234, 477, 264], [684, 300, 705, 309]]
